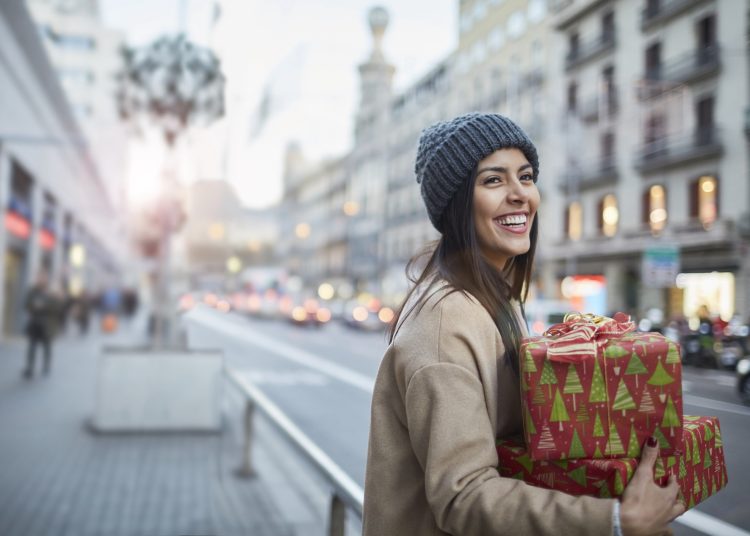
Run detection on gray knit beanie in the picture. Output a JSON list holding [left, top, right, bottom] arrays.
[[415, 112, 539, 232]]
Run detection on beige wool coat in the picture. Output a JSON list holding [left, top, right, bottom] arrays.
[[363, 283, 616, 535]]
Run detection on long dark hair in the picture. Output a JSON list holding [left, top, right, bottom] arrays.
[[387, 165, 538, 375]]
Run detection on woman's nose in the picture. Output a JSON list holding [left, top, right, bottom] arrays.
[[508, 178, 530, 202]]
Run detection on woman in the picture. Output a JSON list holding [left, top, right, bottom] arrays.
[[362, 113, 684, 535]]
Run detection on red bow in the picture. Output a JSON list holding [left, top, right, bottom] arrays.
[[543, 312, 635, 363]]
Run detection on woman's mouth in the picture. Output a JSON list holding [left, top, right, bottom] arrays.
[[493, 213, 529, 234]]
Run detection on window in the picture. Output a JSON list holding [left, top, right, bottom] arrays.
[[602, 65, 616, 114], [695, 95, 714, 145], [599, 194, 618, 237], [690, 175, 719, 228], [601, 132, 615, 166], [569, 32, 580, 59], [528, 0, 546, 23], [567, 81, 578, 112], [602, 11, 615, 41], [696, 13, 717, 48], [643, 185, 667, 233], [645, 42, 661, 80], [566, 201, 583, 241], [508, 11, 526, 39]]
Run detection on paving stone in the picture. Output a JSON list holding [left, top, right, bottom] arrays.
[[0, 321, 296, 536]]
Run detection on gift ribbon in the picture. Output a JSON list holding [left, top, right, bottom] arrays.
[[543, 312, 635, 363]]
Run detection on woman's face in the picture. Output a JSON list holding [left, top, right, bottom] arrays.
[[472, 148, 540, 271]]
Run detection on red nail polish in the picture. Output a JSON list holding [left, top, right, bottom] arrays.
[[647, 436, 657, 448]]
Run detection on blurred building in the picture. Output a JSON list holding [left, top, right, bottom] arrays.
[[0, 0, 125, 336], [26, 0, 129, 215], [279, 145, 349, 294], [547, 0, 750, 322], [182, 179, 278, 290]]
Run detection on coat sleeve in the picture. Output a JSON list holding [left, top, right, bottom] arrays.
[[403, 308, 616, 535]]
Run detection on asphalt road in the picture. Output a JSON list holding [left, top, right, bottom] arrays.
[[184, 306, 750, 536]]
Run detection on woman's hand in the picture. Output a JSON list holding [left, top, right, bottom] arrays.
[[619, 437, 685, 536]]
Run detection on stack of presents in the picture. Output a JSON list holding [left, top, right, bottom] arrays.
[[497, 312, 727, 508]]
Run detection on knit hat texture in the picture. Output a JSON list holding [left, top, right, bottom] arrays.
[[415, 112, 539, 231]]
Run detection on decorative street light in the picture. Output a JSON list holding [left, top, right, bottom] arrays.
[[115, 34, 225, 347]]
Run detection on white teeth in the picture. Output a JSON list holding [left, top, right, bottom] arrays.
[[497, 214, 527, 225]]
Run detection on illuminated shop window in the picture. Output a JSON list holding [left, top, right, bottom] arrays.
[[599, 194, 619, 237], [644, 185, 667, 233], [691, 175, 718, 228], [566, 201, 582, 241]]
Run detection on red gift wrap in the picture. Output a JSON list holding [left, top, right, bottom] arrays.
[[521, 313, 683, 460], [497, 416, 727, 508]]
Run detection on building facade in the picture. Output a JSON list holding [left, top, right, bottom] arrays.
[[27, 0, 129, 214], [547, 0, 750, 322], [0, 0, 124, 336]]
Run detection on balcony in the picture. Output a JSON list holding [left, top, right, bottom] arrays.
[[635, 127, 723, 174], [579, 90, 619, 123], [638, 45, 721, 99], [523, 68, 545, 88], [559, 155, 618, 194], [565, 30, 616, 71], [641, 0, 705, 31]]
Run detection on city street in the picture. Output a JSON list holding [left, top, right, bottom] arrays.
[[185, 305, 750, 536]]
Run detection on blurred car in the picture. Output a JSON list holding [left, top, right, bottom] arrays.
[[737, 358, 750, 405], [287, 297, 331, 328], [342, 299, 394, 332]]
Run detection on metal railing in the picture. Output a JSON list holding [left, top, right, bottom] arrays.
[[225, 368, 364, 536], [635, 126, 723, 173], [642, 45, 720, 91], [565, 30, 616, 71], [641, 0, 704, 30]]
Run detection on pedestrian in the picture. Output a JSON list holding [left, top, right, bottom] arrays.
[[73, 290, 91, 335], [362, 113, 684, 536], [22, 273, 59, 378]]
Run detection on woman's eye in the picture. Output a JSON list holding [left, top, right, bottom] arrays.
[[520, 173, 534, 182], [483, 176, 501, 185]]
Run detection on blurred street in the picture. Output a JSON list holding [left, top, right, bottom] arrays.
[[185, 306, 750, 536]]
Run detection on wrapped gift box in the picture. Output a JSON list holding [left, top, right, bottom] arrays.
[[497, 416, 727, 508], [521, 313, 683, 460]]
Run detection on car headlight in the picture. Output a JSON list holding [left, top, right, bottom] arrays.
[[738, 359, 750, 375]]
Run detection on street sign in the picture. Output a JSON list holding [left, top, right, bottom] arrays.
[[642, 245, 680, 288]]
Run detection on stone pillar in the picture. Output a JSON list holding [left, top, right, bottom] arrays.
[[604, 261, 626, 314], [0, 146, 10, 335], [50, 204, 65, 285], [26, 181, 43, 284]]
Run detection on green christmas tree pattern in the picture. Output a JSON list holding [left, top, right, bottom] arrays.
[[678, 456, 687, 479], [524, 348, 537, 374], [575, 403, 590, 423], [594, 444, 604, 458], [625, 352, 648, 388], [563, 363, 584, 411], [588, 358, 607, 403], [639, 388, 656, 429], [540, 360, 558, 398], [550, 388, 570, 432], [606, 422, 625, 456], [612, 378, 636, 415], [660, 395, 680, 437], [626, 423, 640, 457], [593, 411, 605, 438], [569, 429, 585, 458], [692, 434, 700, 466], [646, 358, 674, 393], [567, 466, 587, 487], [715, 425, 723, 448], [613, 470, 625, 495], [703, 446, 712, 469], [654, 427, 670, 449], [604, 344, 628, 359], [523, 404, 536, 436], [665, 342, 681, 367], [537, 424, 556, 452]]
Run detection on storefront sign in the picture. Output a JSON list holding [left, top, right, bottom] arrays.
[[4, 211, 30, 239], [39, 229, 56, 250], [642, 245, 680, 288]]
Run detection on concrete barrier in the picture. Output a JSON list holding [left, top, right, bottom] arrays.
[[92, 347, 223, 432]]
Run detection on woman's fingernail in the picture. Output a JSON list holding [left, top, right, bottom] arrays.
[[647, 436, 657, 447]]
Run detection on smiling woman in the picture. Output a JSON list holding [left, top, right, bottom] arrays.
[[362, 113, 684, 536]]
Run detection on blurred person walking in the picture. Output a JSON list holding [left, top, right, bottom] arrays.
[[363, 113, 684, 536], [22, 273, 60, 378], [73, 290, 91, 335]]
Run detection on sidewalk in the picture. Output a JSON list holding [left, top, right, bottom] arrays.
[[0, 317, 296, 536]]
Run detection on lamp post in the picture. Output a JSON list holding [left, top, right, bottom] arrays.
[[115, 34, 225, 347]]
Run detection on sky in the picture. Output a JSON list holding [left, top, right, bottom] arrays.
[[100, 0, 457, 208]]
